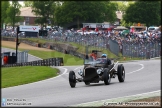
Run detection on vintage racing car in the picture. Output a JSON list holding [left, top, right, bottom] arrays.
[[68, 50, 125, 88]]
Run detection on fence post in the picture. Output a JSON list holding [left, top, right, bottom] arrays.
[[149, 42, 151, 59]]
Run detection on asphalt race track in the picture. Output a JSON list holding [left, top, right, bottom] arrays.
[[1, 48, 161, 107]]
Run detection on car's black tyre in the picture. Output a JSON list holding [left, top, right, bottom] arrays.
[[117, 64, 125, 82], [84, 82, 90, 85], [103, 69, 111, 85], [69, 71, 76, 88]]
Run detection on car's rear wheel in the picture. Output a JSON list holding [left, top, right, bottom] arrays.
[[117, 64, 125, 82], [84, 82, 90, 85], [103, 69, 111, 85], [69, 71, 76, 88]]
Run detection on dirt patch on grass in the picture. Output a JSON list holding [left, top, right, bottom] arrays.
[[1, 41, 53, 51]]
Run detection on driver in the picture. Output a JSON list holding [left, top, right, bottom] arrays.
[[101, 54, 117, 73], [101, 54, 111, 65]]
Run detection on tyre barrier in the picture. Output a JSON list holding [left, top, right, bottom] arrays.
[[1, 57, 64, 68]]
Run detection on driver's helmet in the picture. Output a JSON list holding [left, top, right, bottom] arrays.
[[101, 54, 107, 58]]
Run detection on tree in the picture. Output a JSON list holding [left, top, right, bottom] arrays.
[[112, 1, 127, 12], [104, 2, 117, 23], [123, 1, 161, 27], [24, 1, 33, 7], [1, 1, 10, 29], [50, 3, 57, 26], [5, 0, 22, 30], [120, 19, 133, 27], [111, 1, 135, 13], [54, 1, 116, 28], [32, 0, 55, 27]]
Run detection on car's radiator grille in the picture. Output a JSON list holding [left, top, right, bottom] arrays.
[[85, 68, 96, 76], [83, 68, 98, 81]]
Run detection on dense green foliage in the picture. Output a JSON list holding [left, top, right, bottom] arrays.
[[5, 1, 23, 30], [1, 1, 10, 29], [123, 1, 161, 27], [32, 0, 56, 26], [1, 1, 161, 29], [54, 1, 116, 28], [24, 1, 33, 7]]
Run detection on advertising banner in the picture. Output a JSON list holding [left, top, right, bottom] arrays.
[[19, 25, 39, 32]]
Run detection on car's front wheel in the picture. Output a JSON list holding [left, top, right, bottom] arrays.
[[84, 82, 90, 85], [103, 69, 111, 85], [69, 71, 76, 88], [117, 64, 125, 82]]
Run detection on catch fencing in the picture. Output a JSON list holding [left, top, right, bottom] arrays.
[[45, 34, 121, 56], [47, 34, 161, 58], [121, 39, 161, 59], [108, 39, 120, 56]]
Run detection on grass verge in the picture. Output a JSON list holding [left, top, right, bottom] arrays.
[[1, 66, 59, 88]]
